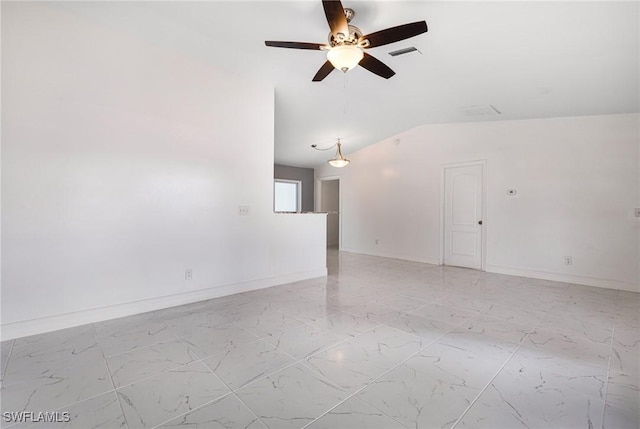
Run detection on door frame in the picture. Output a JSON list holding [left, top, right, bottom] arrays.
[[439, 160, 487, 270], [315, 176, 341, 249]]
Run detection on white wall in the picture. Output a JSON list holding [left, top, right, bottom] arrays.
[[320, 180, 340, 246], [316, 114, 640, 292], [1, 3, 326, 339]]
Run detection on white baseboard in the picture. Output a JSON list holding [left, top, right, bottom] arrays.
[[1, 268, 327, 341], [336, 248, 638, 293], [340, 248, 440, 266], [485, 264, 639, 293]]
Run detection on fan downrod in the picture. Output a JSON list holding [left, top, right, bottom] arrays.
[[344, 8, 355, 23]]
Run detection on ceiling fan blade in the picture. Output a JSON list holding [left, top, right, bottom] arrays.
[[360, 21, 428, 48], [312, 60, 335, 82], [265, 41, 326, 50], [323, 0, 349, 38], [359, 53, 395, 79]]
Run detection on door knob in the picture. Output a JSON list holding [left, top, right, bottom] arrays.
[[478, 220, 483, 225]]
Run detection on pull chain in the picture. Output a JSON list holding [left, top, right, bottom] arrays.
[[343, 73, 348, 117]]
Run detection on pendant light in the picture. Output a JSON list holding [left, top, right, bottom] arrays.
[[311, 138, 350, 168], [328, 140, 350, 167]]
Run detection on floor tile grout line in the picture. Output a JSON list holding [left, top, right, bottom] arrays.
[[228, 313, 437, 400], [1, 343, 19, 429], [102, 321, 346, 399], [98, 322, 179, 360], [260, 329, 356, 360], [197, 354, 271, 429], [279, 300, 402, 327], [100, 343, 130, 429], [324, 306, 402, 323], [109, 345, 209, 391], [3, 323, 128, 427], [228, 391, 269, 429], [227, 321, 386, 394], [145, 349, 269, 429], [600, 290, 619, 429], [301, 313, 478, 429], [102, 328, 221, 390], [149, 392, 233, 429], [2, 325, 126, 428], [2, 339, 16, 382], [0, 390, 116, 429], [101, 318, 260, 361], [449, 328, 535, 429], [241, 316, 310, 339], [229, 320, 274, 341], [102, 331, 187, 360], [300, 355, 418, 429], [173, 333, 304, 391], [300, 328, 456, 429], [147, 336, 247, 428], [90, 322, 101, 344], [18, 387, 122, 425]]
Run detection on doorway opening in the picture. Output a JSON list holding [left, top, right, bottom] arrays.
[[316, 177, 341, 274], [318, 178, 340, 248]]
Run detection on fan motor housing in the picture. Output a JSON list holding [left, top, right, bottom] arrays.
[[329, 24, 363, 46], [328, 8, 362, 46]]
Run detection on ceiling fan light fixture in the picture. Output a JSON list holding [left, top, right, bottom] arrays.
[[327, 45, 364, 72], [328, 141, 350, 167]]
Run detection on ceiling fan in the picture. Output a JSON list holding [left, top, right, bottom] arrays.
[[265, 0, 428, 81]]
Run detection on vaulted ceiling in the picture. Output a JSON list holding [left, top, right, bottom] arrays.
[[49, 1, 639, 167]]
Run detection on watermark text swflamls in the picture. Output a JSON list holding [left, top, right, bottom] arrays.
[[2, 411, 70, 423]]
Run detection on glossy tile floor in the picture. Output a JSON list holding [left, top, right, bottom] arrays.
[[1, 249, 638, 428]]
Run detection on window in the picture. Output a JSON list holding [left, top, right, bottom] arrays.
[[274, 179, 301, 213]]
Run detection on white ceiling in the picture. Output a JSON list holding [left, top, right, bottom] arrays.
[[50, 1, 639, 168]]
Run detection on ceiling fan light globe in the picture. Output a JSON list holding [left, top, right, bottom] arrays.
[[327, 45, 364, 72]]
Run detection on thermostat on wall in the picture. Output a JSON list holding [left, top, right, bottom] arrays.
[[507, 189, 517, 196]]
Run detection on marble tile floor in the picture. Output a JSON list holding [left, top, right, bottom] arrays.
[[1, 249, 638, 429]]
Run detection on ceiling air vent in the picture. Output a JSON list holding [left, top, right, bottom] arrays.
[[388, 46, 420, 57], [459, 105, 502, 117]]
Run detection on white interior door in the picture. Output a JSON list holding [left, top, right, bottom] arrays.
[[444, 164, 483, 269]]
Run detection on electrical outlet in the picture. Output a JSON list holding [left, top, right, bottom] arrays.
[[238, 205, 250, 216], [564, 256, 573, 265], [375, 239, 379, 245], [185, 268, 192, 280], [635, 208, 640, 218]]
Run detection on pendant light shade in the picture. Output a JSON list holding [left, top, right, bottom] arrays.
[[328, 158, 350, 168], [328, 141, 350, 167]]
